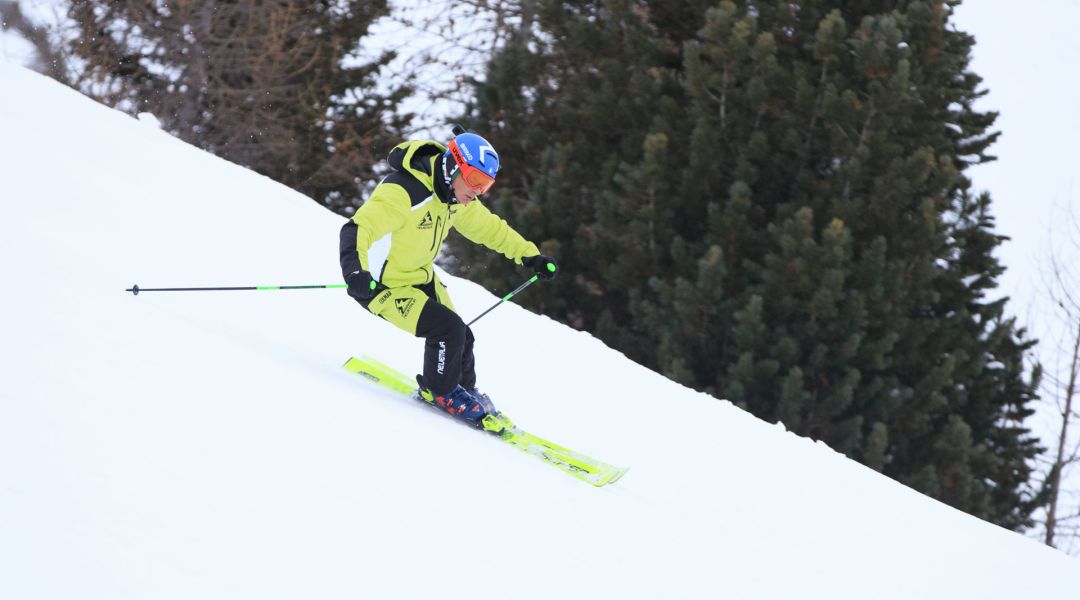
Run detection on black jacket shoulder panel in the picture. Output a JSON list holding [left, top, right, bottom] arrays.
[[383, 171, 433, 207]]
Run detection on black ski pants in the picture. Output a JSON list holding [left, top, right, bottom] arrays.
[[413, 281, 476, 396]]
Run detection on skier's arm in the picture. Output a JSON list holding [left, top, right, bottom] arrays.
[[453, 200, 540, 264], [339, 186, 409, 278]]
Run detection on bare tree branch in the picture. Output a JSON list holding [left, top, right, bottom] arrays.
[[1038, 196, 1080, 553], [0, 0, 71, 82]]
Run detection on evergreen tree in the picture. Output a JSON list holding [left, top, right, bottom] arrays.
[[67, 1, 410, 213], [450, 0, 1042, 529]]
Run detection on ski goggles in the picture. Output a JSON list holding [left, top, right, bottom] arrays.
[[448, 140, 496, 195]]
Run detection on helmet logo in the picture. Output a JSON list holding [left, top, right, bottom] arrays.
[[478, 144, 498, 166]]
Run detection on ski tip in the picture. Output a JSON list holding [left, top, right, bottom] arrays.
[[604, 467, 630, 486], [590, 468, 629, 487]]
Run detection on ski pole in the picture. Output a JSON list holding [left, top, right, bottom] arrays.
[[465, 274, 540, 327], [126, 283, 346, 295]]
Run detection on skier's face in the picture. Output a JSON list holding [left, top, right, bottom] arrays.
[[451, 176, 482, 206]]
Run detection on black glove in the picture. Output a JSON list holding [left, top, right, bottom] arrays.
[[345, 269, 381, 302], [522, 255, 558, 280]]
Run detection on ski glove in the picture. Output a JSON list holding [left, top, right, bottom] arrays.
[[345, 269, 381, 302], [522, 254, 559, 280]]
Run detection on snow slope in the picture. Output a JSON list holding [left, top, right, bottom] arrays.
[[0, 62, 1076, 599]]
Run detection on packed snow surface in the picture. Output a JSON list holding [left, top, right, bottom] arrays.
[[1, 63, 1076, 599]]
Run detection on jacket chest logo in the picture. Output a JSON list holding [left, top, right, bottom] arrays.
[[418, 211, 434, 230]]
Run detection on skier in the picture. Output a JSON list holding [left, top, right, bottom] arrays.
[[339, 126, 558, 431]]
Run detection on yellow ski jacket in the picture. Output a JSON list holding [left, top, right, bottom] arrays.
[[339, 140, 539, 288]]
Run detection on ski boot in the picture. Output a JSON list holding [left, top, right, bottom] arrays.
[[415, 376, 492, 428]]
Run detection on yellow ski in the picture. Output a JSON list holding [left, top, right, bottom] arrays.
[[343, 356, 628, 487]]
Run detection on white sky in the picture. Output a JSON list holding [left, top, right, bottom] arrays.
[[953, 0, 1080, 318]]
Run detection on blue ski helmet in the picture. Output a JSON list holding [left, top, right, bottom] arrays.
[[446, 130, 500, 194]]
